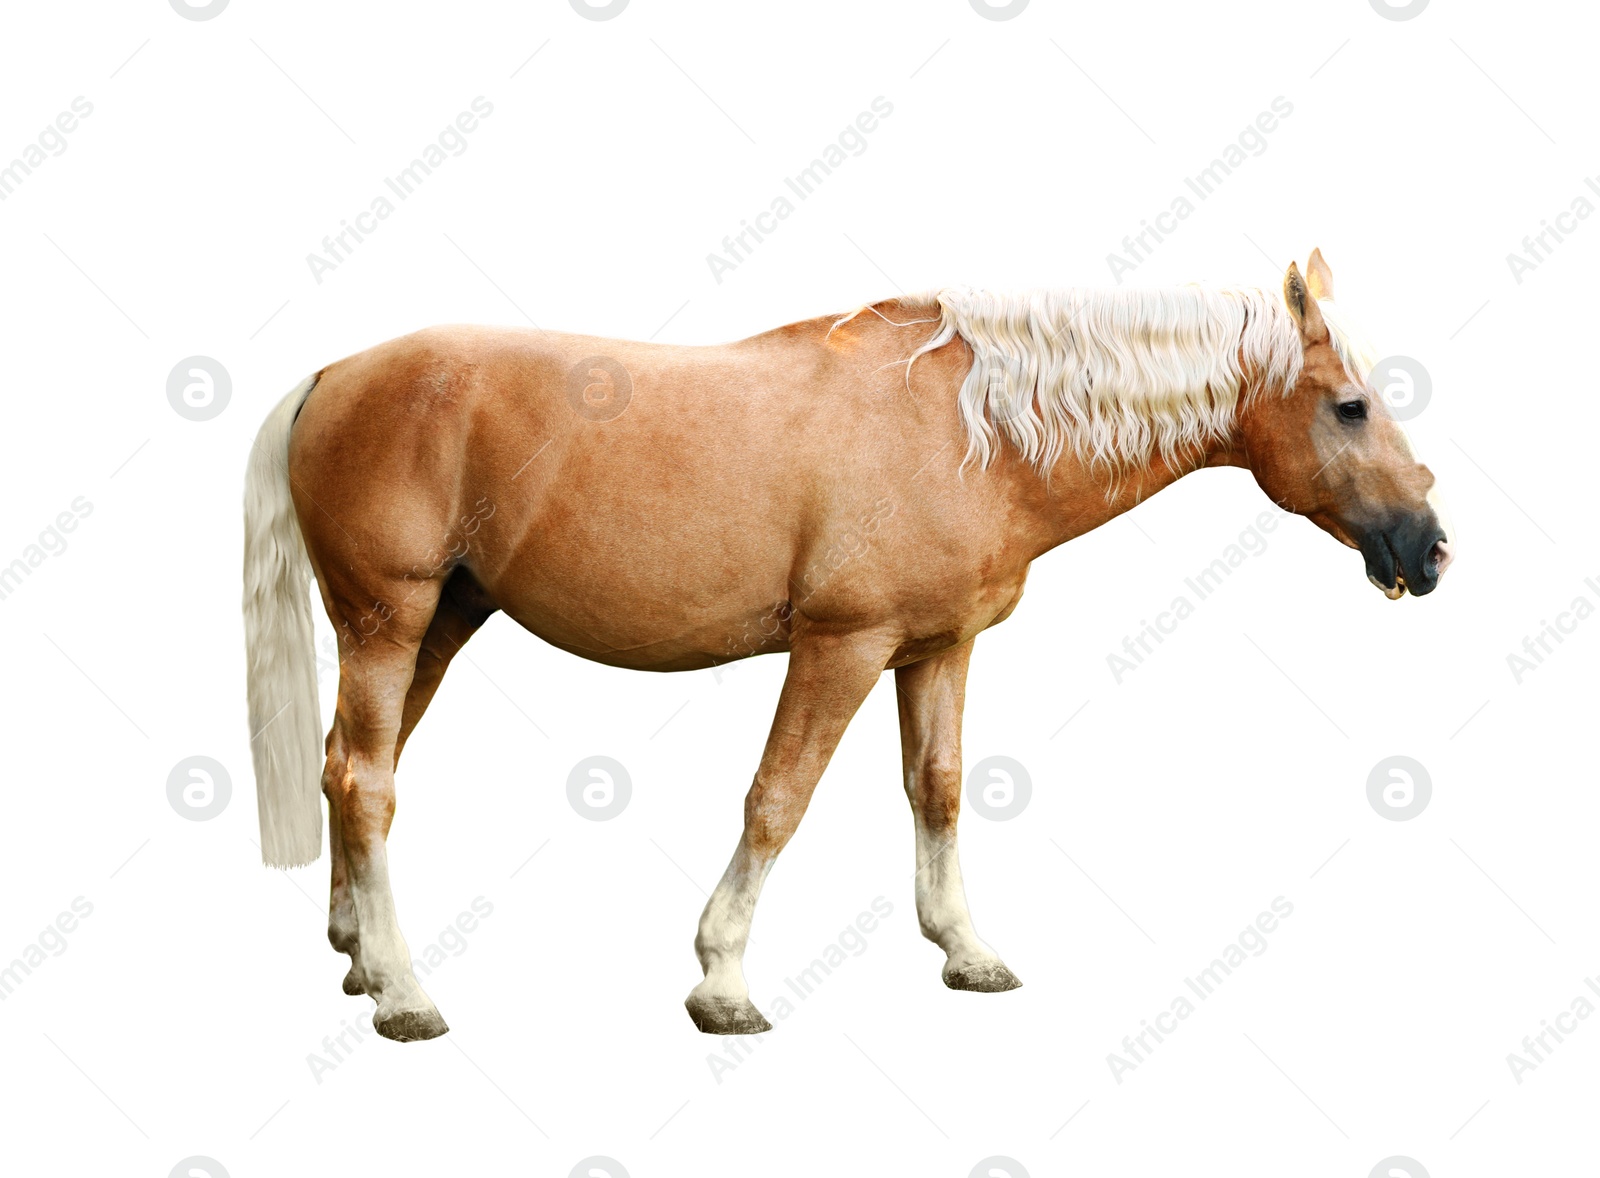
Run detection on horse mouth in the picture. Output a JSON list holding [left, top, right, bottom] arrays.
[[1370, 572, 1408, 600], [1367, 529, 1451, 600], [1363, 530, 1406, 599]]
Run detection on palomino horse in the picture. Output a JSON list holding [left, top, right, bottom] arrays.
[[243, 251, 1452, 1040]]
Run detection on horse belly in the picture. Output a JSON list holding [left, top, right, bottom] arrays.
[[470, 510, 797, 672]]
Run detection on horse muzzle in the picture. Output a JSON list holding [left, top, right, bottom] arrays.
[[1360, 509, 1452, 599]]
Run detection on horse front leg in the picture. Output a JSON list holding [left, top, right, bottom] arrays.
[[895, 640, 1021, 993], [685, 629, 892, 1035]]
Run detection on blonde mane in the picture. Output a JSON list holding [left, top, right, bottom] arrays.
[[893, 285, 1373, 476]]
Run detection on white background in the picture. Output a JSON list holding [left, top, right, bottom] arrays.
[[0, 1, 1593, 1175]]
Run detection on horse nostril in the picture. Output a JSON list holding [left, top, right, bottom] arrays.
[[1431, 538, 1453, 576]]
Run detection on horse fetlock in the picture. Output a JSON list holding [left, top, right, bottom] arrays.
[[327, 915, 359, 955], [332, 930, 365, 994]]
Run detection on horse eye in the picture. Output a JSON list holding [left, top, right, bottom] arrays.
[[1337, 399, 1367, 421]]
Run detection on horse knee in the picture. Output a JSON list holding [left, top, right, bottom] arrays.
[[909, 759, 963, 831], [740, 774, 807, 858]]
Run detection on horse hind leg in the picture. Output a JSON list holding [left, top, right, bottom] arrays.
[[394, 570, 496, 766], [319, 572, 463, 1041], [329, 570, 494, 1000], [326, 748, 364, 995]]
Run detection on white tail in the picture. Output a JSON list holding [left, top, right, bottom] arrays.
[[243, 374, 325, 867]]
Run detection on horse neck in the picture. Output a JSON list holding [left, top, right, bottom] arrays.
[[834, 297, 1259, 555], [1004, 424, 1249, 558]]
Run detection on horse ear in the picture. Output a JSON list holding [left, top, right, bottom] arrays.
[[1306, 247, 1335, 300], [1283, 261, 1329, 344]]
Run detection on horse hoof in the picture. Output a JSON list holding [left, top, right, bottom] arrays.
[[374, 1006, 450, 1042], [685, 993, 772, 1036], [342, 968, 366, 996], [943, 961, 1023, 992]]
